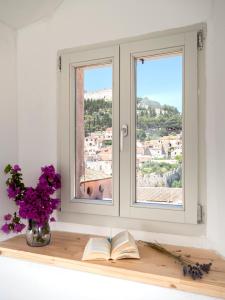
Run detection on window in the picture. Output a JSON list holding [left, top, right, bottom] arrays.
[[59, 46, 119, 216], [59, 26, 202, 225], [75, 62, 113, 202], [135, 51, 183, 206]]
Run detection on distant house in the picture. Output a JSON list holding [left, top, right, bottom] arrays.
[[149, 148, 164, 159], [171, 148, 182, 159], [104, 127, 112, 140]]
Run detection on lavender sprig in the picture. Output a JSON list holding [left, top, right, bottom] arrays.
[[140, 241, 212, 280]]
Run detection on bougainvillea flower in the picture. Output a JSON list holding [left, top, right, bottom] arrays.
[[13, 165, 21, 172], [1, 223, 10, 234], [4, 214, 12, 221], [1, 164, 61, 234], [13, 223, 26, 233], [7, 185, 20, 199]]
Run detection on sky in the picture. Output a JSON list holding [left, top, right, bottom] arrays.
[[84, 55, 183, 112], [84, 64, 112, 92]]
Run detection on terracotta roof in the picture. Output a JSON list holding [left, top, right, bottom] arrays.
[[81, 168, 112, 182], [137, 187, 182, 205]]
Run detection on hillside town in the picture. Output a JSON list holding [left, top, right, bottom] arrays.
[[79, 89, 182, 204], [82, 128, 182, 204]]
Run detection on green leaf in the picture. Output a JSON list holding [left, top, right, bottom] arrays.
[[4, 164, 12, 174]]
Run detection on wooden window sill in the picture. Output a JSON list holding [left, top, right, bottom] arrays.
[[0, 231, 225, 299]]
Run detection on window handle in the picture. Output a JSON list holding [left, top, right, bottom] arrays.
[[120, 124, 128, 152]]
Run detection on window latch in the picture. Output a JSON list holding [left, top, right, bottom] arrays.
[[120, 124, 128, 152]]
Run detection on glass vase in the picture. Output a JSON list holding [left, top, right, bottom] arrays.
[[26, 219, 51, 247]]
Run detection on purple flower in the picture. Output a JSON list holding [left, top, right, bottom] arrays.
[[53, 174, 61, 189], [2, 164, 61, 233], [1, 223, 10, 234], [41, 165, 55, 175], [39, 165, 61, 194], [13, 223, 26, 233], [13, 164, 21, 172], [4, 214, 12, 221], [7, 185, 20, 199]]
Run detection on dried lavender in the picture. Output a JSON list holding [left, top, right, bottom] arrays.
[[140, 241, 212, 280]]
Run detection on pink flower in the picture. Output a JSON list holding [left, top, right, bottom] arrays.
[[13, 164, 21, 172], [13, 223, 26, 233], [2, 164, 61, 234], [4, 214, 12, 221], [7, 185, 20, 199], [1, 223, 10, 234]]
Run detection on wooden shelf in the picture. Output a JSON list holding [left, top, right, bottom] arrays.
[[0, 231, 225, 299]]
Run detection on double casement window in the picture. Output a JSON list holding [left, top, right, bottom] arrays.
[[59, 25, 204, 225]]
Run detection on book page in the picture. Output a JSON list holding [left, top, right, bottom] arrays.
[[111, 231, 130, 252], [82, 238, 111, 260], [112, 250, 140, 260], [111, 231, 140, 260]]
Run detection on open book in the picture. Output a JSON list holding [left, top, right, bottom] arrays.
[[82, 231, 140, 260]]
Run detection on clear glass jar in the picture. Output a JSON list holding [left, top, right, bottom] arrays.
[[26, 220, 51, 247]]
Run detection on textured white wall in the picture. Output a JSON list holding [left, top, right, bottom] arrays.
[[0, 22, 17, 240]]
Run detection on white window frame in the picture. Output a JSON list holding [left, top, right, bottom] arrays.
[[120, 31, 198, 224], [58, 24, 203, 226], [59, 45, 120, 216]]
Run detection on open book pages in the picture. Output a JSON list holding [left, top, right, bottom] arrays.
[[111, 230, 140, 260], [82, 231, 140, 261], [82, 237, 111, 260]]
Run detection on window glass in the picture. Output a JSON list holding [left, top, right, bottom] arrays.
[[135, 51, 183, 205], [75, 63, 113, 201]]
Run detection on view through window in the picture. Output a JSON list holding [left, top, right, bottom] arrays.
[[75, 63, 113, 201], [135, 51, 183, 205], [74, 53, 183, 205]]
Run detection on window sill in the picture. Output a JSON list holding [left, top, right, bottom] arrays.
[[0, 231, 224, 299]]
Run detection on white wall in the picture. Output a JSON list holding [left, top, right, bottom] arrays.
[[0, 256, 219, 300], [206, 0, 225, 256], [0, 21, 17, 240], [16, 0, 225, 255]]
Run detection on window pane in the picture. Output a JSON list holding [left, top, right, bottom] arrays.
[[136, 51, 183, 205], [75, 63, 113, 201]]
